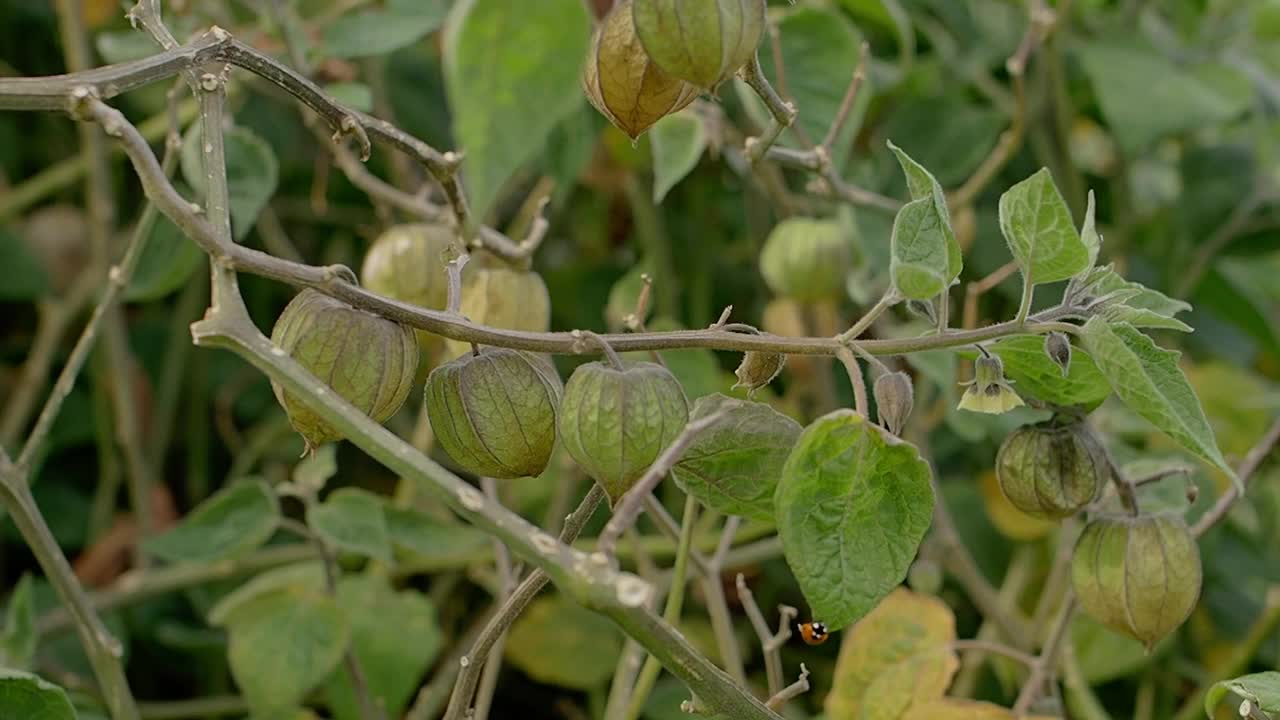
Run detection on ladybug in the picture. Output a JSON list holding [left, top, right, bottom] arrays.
[[799, 621, 829, 646]]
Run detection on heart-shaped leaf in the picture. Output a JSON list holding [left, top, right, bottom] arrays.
[[775, 410, 934, 630], [144, 479, 279, 564], [671, 394, 802, 521]]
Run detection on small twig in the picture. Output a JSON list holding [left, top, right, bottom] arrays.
[[471, 478, 514, 720], [736, 574, 797, 696], [1133, 465, 1193, 487], [445, 252, 470, 316], [1192, 417, 1280, 537], [622, 494, 700, 720], [596, 412, 726, 558], [951, 639, 1037, 668], [740, 52, 796, 163], [574, 329, 626, 370], [820, 42, 869, 152], [950, 1, 1055, 208], [963, 260, 1019, 331], [835, 347, 869, 418], [837, 289, 899, 343], [765, 663, 810, 712], [442, 486, 606, 720], [1012, 595, 1076, 714], [624, 274, 654, 332]]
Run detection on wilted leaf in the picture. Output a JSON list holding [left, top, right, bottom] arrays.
[[505, 596, 622, 689], [1206, 671, 1280, 716], [671, 394, 802, 521], [999, 168, 1089, 285], [220, 588, 350, 717], [1081, 318, 1238, 489], [826, 588, 957, 720], [987, 335, 1111, 409], [0, 669, 77, 720], [322, 3, 446, 58], [143, 479, 279, 563], [307, 488, 392, 562], [776, 411, 934, 630], [0, 576, 36, 669], [651, 112, 705, 202], [180, 125, 279, 241], [444, 0, 590, 219], [324, 574, 443, 720]]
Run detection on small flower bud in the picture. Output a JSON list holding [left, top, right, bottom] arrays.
[[733, 351, 785, 394], [905, 298, 937, 326], [873, 371, 913, 436], [959, 354, 1024, 414], [1044, 331, 1072, 377]]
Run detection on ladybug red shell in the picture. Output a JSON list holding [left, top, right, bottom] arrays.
[[799, 621, 829, 646]]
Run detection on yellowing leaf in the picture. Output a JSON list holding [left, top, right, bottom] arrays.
[[826, 588, 957, 720], [979, 471, 1055, 542], [863, 646, 960, 720], [903, 699, 1055, 720]]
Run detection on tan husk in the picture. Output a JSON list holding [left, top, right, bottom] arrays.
[[583, 0, 699, 139]]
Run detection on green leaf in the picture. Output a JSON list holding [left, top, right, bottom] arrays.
[[1079, 190, 1101, 273], [125, 211, 204, 302], [322, 3, 447, 58], [1078, 42, 1251, 154], [886, 140, 961, 298], [208, 563, 325, 626], [0, 575, 36, 669], [443, 0, 590, 219], [1074, 264, 1191, 327], [671, 394, 802, 521], [998, 168, 1089, 284], [1205, 671, 1280, 716], [650, 111, 705, 203], [384, 507, 492, 569], [0, 669, 77, 720], [738, 6, 869, 163], [987, 336, 1111, 409], [0, 227, 51, 300], [889, 198, 951, 300], [324, 574, 443, 720], [180, 125, 279, 241], [1071, 613, 1157, 685], [775, 410, 934, 630], [1081, 317, 1238, 488], [505, 596, 622, 689], [221, 588, 350, 717], [307, 488, 392, 562], [1101, 305, 1192, 333], [293, 444, 338, 494], [143, 479, 279, 564]]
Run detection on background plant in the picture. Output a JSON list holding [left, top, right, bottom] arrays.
[[0, 1, 1278, 720]]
